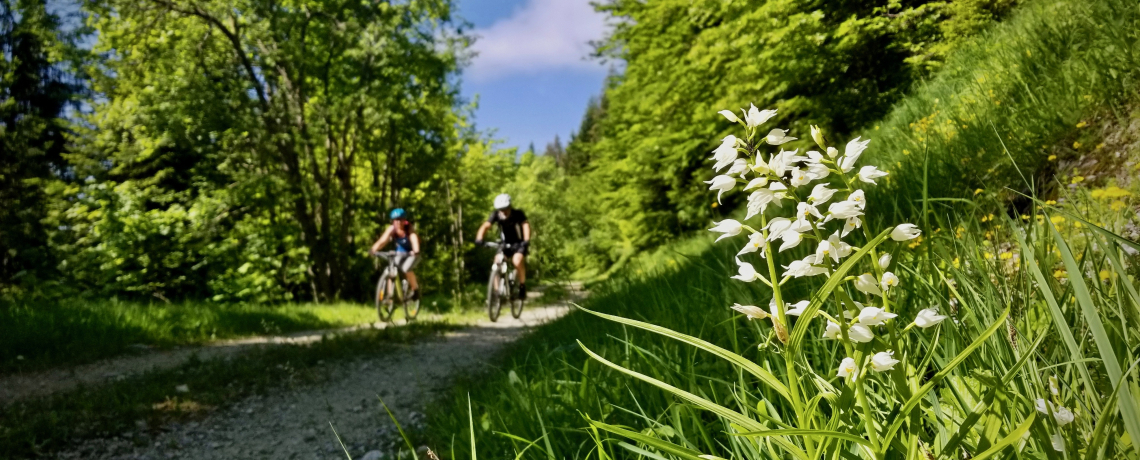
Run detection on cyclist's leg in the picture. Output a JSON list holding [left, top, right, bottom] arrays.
[[400, 253, 420, 297], [511, 250, 527, 299]]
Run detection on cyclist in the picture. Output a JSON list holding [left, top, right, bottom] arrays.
[[370, 208, 421, 300], [475, 194, 531, 299]]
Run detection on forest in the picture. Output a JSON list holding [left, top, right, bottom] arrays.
[[3, 0, 1140, 458]]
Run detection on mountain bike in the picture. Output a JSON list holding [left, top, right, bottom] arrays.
[[373, 251, 421, 322], [482, 242, 524, 322]]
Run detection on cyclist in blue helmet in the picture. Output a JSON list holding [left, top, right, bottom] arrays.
[[370, 208, 420, 300]]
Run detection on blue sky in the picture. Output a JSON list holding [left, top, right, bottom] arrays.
[[457, 0, 610, 152]]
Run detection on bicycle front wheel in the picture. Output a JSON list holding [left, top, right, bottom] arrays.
[[402, 279, 420, 321], [487, 271, 502, 322], [376, 277, 396, 322], [510, 275, 524, 319]]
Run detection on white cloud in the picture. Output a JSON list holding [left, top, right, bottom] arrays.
[[468, 0, 607, 82]]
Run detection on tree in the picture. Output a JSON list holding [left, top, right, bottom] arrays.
[[0, 0, 80, 293]]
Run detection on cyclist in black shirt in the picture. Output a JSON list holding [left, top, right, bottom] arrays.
[[475, 194, 532, 299]]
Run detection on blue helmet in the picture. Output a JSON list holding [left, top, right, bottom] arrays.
[[389, 208, 407, 220]]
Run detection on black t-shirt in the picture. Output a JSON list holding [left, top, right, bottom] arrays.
[[487, 209, 528, 244]]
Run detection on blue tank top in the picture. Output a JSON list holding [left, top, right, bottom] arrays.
[[392, 223, 413, 253]]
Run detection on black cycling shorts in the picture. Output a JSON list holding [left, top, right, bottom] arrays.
[[501, 243, 529, 257]]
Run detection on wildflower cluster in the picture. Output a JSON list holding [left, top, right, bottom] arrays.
[[705, 104, 949, 386]]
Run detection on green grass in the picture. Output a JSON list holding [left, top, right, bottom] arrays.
[[0, 299, 383, 372], [0, 320, 458, 458]]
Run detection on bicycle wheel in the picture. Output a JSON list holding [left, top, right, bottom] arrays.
[[402, 279, 420, 321], [487, 271, 502, 322], [376, 277, 396, 322], [510, 273, 524, 319]]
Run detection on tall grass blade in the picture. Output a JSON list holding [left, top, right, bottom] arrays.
[[468, 394, 477, 460], [968, 413, 1035, 460], [587, 420, 705, 460], [379, 396, 419, 460], [1047, 219, 1140, 447], [578, 340, 764, 432], [329, 422, 355, 460], [575, 306, 791, 403], [534, 405, 556, 460]]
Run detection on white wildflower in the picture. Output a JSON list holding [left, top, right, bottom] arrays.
[[738, 233, 765, 256], [784, 300, 810, 316], [870, 351, 899, 372], [808, 184, 837, 205], [765, 129, 797, 145], [854, 273, 883, 296], [842, 217, 862, 237], [718, 109, 741, 124], [743, 177, 769, 191], [731, 303, 769, 320], [826, 146, 839, 158], [847, 323, 875, 343], [732, 258, 763, 282], [878, 253, 892, 269], [710, 135, 739, 172], [727, 159, 750, 177], [914, 308, 947, 328], [746, 104, 778, 128], [837, 357, 858, 379], [709, 219, 743, 242], [839, 137, 870, 172], [789, 167, 813, 187], [880, 272, 899, 291], [1051, 433, 1065, 452], [705, 175, 736, 204], [785, 257, 828, 278], [823, 321, 841, 339], [891, 223, 921, 241], [858, 165, 888, 184], [857, 306, 897, 326]]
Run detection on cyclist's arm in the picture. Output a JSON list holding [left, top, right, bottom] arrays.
[[410, 232, 421, 254], [475, 221, 492, 242], [522, 222, 531, 242], [371, 226, 393, 254]]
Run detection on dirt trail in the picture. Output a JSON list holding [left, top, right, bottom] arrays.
[[47, 295, 576, 460]]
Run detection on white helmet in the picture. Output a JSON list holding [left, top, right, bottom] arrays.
[[493, 193, 512, 210]]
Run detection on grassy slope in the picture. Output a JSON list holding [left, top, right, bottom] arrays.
[[862, 0, 1140, 218], [422, 0, 1140, 458]]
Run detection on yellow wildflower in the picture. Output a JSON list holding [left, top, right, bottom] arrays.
[[1111, 200, 1126, 211], [999, 252, 1013, 260], [711, 202, 718, 208], [1053, 270, 1066, 279], [1090, 186, 1130, 199], [1051, 216, 1066, 224], [1073, 141, 1082, 149], [1048, 155, 1057, 161], [974, 188, 984, 196], [1020, 214, 1030, 221], [1045, 200, 1057, 205], [1076, 121, 1087, 128], [1071, 176, 1084, 184], [1096, 143, 1105, 150], [1099, 270, 1111, 282], [984, 252, 994, 260], [952, 257, 960, 269]]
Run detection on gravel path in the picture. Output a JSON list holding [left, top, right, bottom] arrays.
[[47, 300, 574, 460]]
